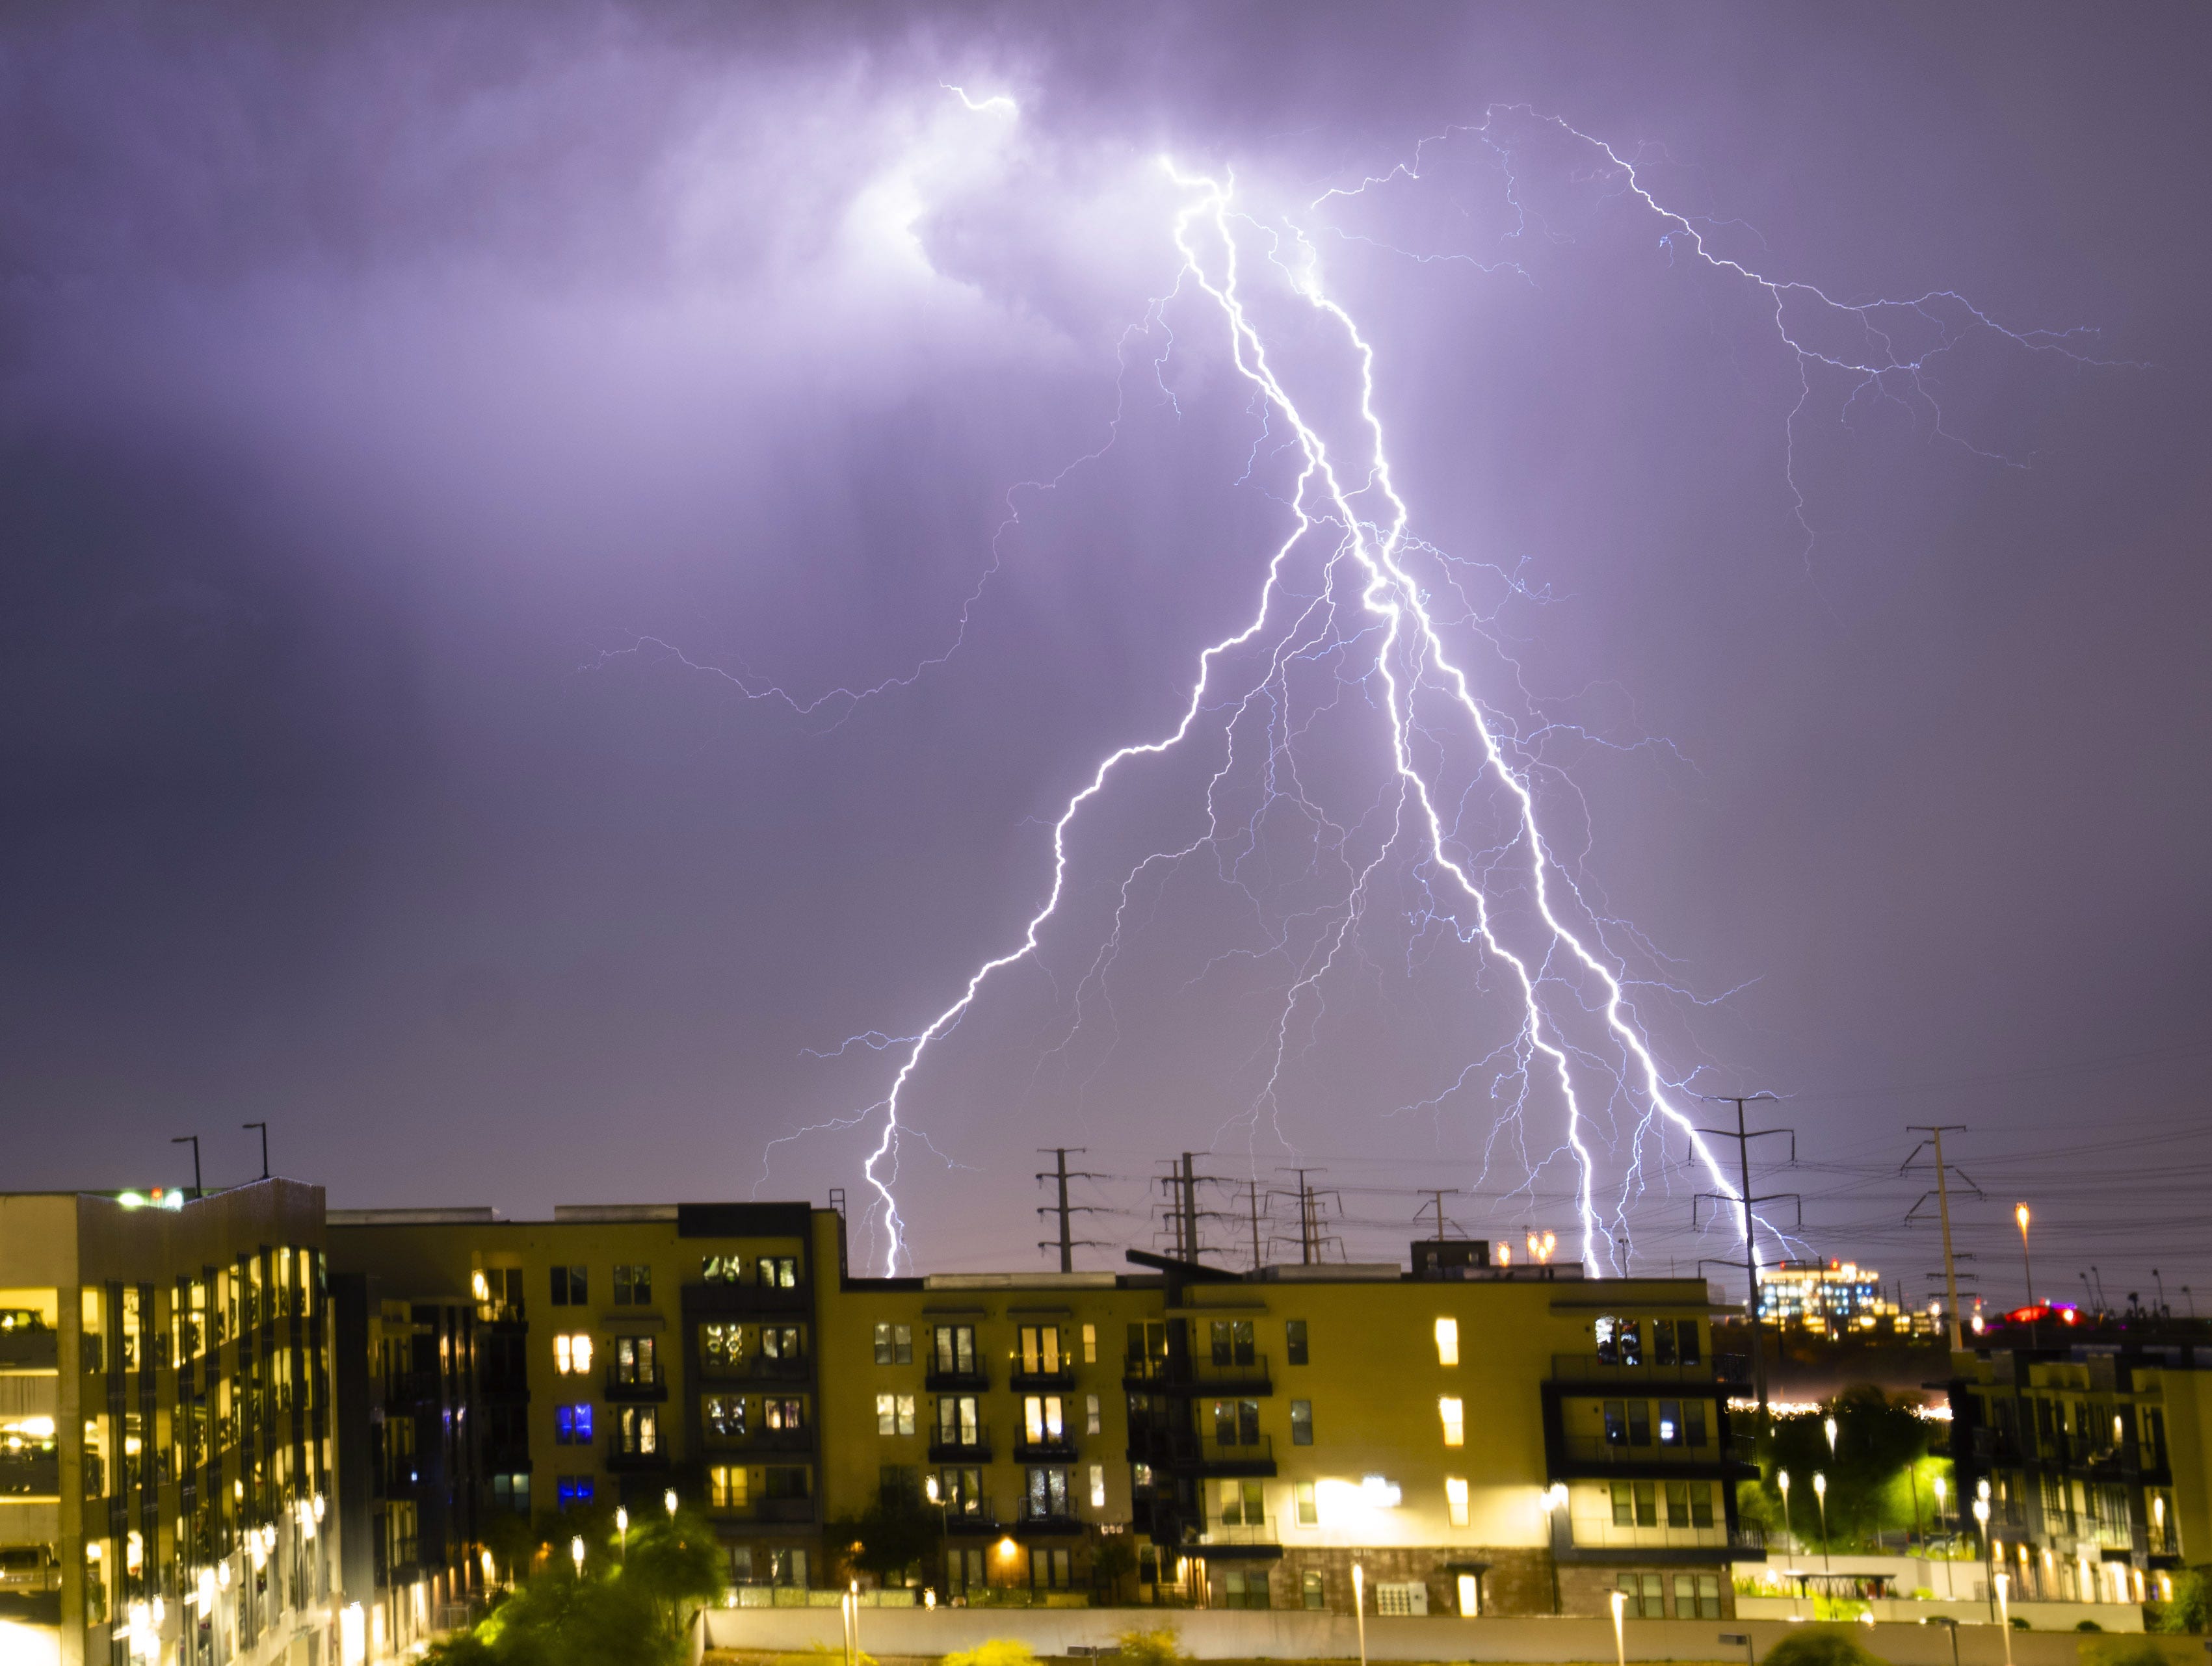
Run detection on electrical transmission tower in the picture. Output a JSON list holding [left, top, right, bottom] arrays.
[[1692, 1095, 1799, 1431], [1034, 1148, 1111, 1272], [1904, 1125, 1982, 1349]]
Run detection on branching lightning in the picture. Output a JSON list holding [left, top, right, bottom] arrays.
[[735, 98, 2119, 1275]]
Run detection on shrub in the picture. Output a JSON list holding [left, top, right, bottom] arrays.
[[2088, 1643, 2169, 1666], [1114, 1629, 1188, 1666], [1756, 1624, 1888, 1666], [943, 1641, 1040, 1666], [2156, 1570, 2209, 1634], [2075, 1621, 2102, 1633]]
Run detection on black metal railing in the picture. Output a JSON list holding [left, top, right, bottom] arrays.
[[1551, 1353, 1718, 1385], [928, 1425, 993, 1464]]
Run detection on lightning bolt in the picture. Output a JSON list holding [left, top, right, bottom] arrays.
[[802, 99, 2121, 1275]]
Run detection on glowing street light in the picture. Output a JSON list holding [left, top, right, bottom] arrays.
[[1824, 1416, 1837, 1456], [1994, 1570, 2013, 1665], [1609, 1587, 1627, 1666], [615, 1506, 628, 1566], [1352, 1564, 1368, 1666], [1776, 1470, 1793, 1554], [570, 1536, 585, 1576], [2015, 1203, 2035, 1311], [664, 1489, 679, 1518], [1813, 1472, 1830, 1572], [1932, 1474, 1948, 1533]]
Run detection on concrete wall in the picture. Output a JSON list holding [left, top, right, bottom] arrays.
[[702, 1606, 2141, 1663]]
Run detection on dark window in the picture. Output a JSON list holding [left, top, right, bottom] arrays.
[[879, 1464, 921, 1508], [764, 1466, 811, 1501], [613, 1265, 652, 1306], [1611, 1481, 1634, 1526], [1603, 1400, 1627, 1445], [1285, 1320, 1309, 1366], [1627, 1401, 1652, 1446], [1665, 1481, 1691, 1527], [549, 1266, 586, 1307], [1691, 1484, 1715, 1529], [1290, 1399, 1313, 1446], [1654, 1320, 1678, 1366], [1683, 1402, 1708, 1449], [1209, 1320, 1255, 1367], [1632, 1481, 1657, 1528], [1222, 1569, 1269, 1609], [1302, 1571, 1324, 1611], [490, 1473, 530, 1515], [1676, 1321, 1700, 1366]]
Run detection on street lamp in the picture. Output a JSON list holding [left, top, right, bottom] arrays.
[[1776, 1470, 1793, 1557], [1994, 1570, 2013, 1666], [615, 1506, 627, 1567], [664, 1489, 679, 1518], [1813, 1472, 1830, 1573], [1352, 1564, 1368, 1666], [1609, 1587, 1628, 1666], [2014, 1204, 2034, 1308], [1973, 1498, 1992, 1619], [1932, 1474, 1947, 1536], [570, 1537, 585, 1577]]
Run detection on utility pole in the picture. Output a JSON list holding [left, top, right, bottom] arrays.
[[1905, 1126, 1976, 1350], [1289, 1169, 1319, 1264], [1247, 1181, 1265, 1271], [1694, 1095, 1797, 1431], [172, 1136, 202, 1198], [1179, 1154, 1200, 1263], [243, 1121, 269, 1180], [1034, 1149, 1107, 1273], [1420, 1190, 1459, 1240]]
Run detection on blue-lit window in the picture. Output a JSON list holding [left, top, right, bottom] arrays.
[[555, 1403, 594, 1444], [557, 1477, 595, 1509]]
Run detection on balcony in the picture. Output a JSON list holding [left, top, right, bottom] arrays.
[[604, 1366, 667, 1403], [1551, 1353, 1721, 1387], [1559, 1435, 1752, 1470], [1122, 1352, 1273, 1396], [1013, 1435, 1079, 1463], [1012, 1509, 1083, 1537], [0, 1329, 57, 1370], [925, 1365, 989, 1393], [700, 1353, 810, 1385], [0, 1452, 60, 1497], [928, 1425, 993, 1464], [1177, 1431, 1274, 1477], [708, 1496, 817, 1525], [1008, 1366, 1077, 1392], [607, 1437, 670, 1474], [686, 1282, 811, 1318]]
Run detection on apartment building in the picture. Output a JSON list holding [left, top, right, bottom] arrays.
[[1951, 1334, 2210, 1608], [0, 1179, 341, 1666]]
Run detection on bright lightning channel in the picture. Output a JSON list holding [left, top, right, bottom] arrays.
[[823, 103, 2116, 1276]]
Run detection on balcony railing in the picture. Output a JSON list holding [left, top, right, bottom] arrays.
[[925, 1365, 990, 1392], [604, 1366, 668, 1402], [1012, 1435, 1079, 1463], [1551, 1353, 1720, 1385], [0, 1329, 57, 1370], [927, 1425, 993, 1464], [707, 1496, 816, 1524], [607, 1437, 670, 1473], [1008, 1366, 1078, 1391], [1560, 1434, 1750, 1467], [0, 1453, 60, 1497], [700, 1353, 810, 1384], [1123, 1353, 1274, 1394]]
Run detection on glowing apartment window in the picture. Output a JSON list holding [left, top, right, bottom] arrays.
[[1082, 1323, 1097, 1364], [1445, 1476, 1469, 1528], [1434, 1318, 1459, 1366], [553, 1333, 592, 1375], [1089, 1464, 1107, 1509], [1438, 1396, 1464, 1447]]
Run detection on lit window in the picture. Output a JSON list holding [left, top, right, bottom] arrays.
[[877, 1393, 897, 1435], [873, 1323, 912, 1365], [1439, 1396, 1464, 1446], [1082, 1323, 1097, 1364], [1445, 1476, 1469, 1528], [554, 1334, 570, 1373], [1089, 1464, 1107, 1509], [1434, 1318, 1459, 1366], [1086, 1394, 1102, 1435], [709, 1466, 748, 1509]]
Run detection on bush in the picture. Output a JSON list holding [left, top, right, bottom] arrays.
[[1114, 1630, 1187, 1666], [2088, 1644, 2170, 1666], [2075, 1621, 2103, 1633], [2156, 1569, 2209, 1634], [943, 1642, 1040, 1666], [1757, 1625, 1888, 1666]]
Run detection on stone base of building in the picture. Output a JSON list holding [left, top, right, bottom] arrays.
[[1558, 1560, 1737, 1621], [1226, 1545, 1557, 1616]]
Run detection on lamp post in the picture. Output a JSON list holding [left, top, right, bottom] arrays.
[[1609, 1587, 1627, 1666], [1824, 1416, 1837, 1458], [1777, 1470, 1793, 1560], [570, 1537, 585, 1578], [665, 1489, 679, 1518], [1973, 1498, 1992, 1620], [1813, 1473, 1830, 1574], [1994, 1570, 2013, 1666], [1932, 1475, 1947, 1538], [1352, 1564, 1368, 1666], [615, 1506, 627, 1567], [2014, 1204, 2034, 1310]]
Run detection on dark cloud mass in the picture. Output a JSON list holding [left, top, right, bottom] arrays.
[[3, 3, 2207, 1296]]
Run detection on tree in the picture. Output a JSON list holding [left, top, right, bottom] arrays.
[[1758, 1626, 1886, 1666], [1753, 1386, 1946, 1551], [826, 1498, 942, 1585], [624, 1509, 728, 1641], [421, 1562, 675, 1666], [2155, 1568, 2209, 1633], [1092, 1535, 1137, 1604]]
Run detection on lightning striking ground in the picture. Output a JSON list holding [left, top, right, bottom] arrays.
[[767, 100, 2117, 1275]]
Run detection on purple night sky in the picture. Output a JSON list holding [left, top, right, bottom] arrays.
[[4, 3, 2207, 1303]]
